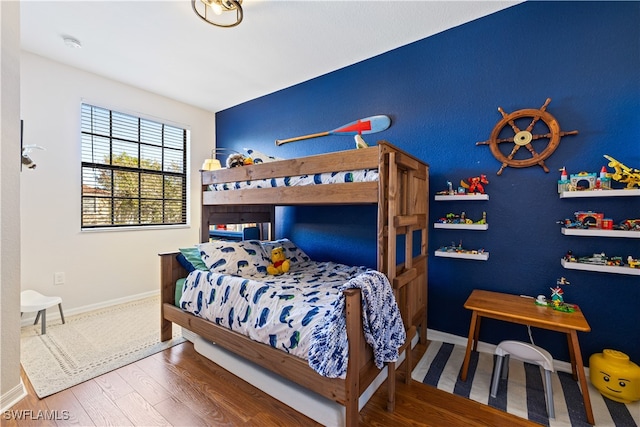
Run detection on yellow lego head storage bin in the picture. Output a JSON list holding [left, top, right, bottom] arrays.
[[589, 349, 640, 403]]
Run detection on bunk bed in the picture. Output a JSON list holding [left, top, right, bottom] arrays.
[[160, 141, 428, 426]]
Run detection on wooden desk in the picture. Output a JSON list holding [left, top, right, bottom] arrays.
[[460, 289, 594, 425]]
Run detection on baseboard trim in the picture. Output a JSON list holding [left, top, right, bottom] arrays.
[[20, 290, 159, 327], [0, 379, 27, 413], [427, 328, 578, 375]]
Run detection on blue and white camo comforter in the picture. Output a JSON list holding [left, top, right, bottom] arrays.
[[179, 261, 406, 379], [207, 169, 379, 192]]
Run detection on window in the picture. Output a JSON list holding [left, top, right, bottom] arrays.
[[81, 104, 188, 229]]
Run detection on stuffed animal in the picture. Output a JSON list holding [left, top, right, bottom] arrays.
[[226, 153, 253, 168], [267, 247, 290, 275]]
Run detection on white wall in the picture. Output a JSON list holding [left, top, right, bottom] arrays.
[[20, 52, 214, 311], [1, 0, 26, 410]]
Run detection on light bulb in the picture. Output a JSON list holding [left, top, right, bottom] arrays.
[[211, 1, 223, 15]]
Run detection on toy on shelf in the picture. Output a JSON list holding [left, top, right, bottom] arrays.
[[604, 155, 640, 189], [437, 240, 485, 255], [590, 349, 640, 403], [436, 176, 489, 195], [437, 212, 487, 225], [558, 211, 639, 232], [616, 219, 640, 231], [460, 175, 489, 194], [565, 251, 631, 267], [557, 217, 590, 229], [557, 165, 612, 193]]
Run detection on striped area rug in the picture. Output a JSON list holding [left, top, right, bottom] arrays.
[[412, 341, 639, 427]]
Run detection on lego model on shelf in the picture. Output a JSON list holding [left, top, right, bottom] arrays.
[[434, 212, 488, 230], [558, 156, 640, 198], [561, 251, 640, 276], [558, 213, 640, 238], [434, 177, 490, 200], [435, 241, 489, 261]]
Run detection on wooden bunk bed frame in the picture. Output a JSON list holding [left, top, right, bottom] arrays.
[[160, 141, 428, 426]]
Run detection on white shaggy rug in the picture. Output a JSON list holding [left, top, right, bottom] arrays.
[[21, 295, 184, 398]]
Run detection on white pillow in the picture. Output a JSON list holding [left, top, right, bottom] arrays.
[[197, 240, 269, 276], [244, 148, 284, 164]]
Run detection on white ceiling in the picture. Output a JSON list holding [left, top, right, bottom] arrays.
[[20, 1, 520, 113]]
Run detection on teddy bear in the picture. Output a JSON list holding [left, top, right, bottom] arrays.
[[267, 247, 290, 275]]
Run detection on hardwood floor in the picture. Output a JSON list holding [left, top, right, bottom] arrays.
[[6, 341, 538, 426]]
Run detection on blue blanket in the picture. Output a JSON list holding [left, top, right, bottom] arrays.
[[309, 270, 406, 379]]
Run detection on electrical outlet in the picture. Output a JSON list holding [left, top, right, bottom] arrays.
[[54, 272, 65, 285]]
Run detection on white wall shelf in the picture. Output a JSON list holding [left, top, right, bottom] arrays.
[[435, 194, 489, 201], [559, 189, 640, 198], [434, 223, 488, 230], [561, 228, 640, 238], [560, 259, 640, 276], [435, 250, 489, 261]]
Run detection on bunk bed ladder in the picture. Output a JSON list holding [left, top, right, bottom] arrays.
[[380, 145, 428, 401]]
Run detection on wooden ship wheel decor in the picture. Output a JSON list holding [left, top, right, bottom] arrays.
[[476, 98, 578, 175]]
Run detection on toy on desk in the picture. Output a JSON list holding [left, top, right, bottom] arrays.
[[604, 154, 640, 189], [589, 349, 640, 403], [547, 277, 575, 313], [267, 247, 290, 275]]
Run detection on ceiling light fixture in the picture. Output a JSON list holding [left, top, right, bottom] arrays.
[[192, 0, 243, 28]]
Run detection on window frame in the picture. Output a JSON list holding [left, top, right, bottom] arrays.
[[80, 103, 189, 230]]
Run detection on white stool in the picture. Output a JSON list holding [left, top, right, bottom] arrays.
[[490, 340, 555, 418], [20, 290, 65, 334]]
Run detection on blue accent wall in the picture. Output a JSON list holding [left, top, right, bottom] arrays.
[[215, 2, 640, 365]]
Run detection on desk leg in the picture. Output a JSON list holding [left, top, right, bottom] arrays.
[[460, 311, 478, 381], [473, 316, 482, 352], [567, 333, 578, 380], [569, 330, 594, 425]]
